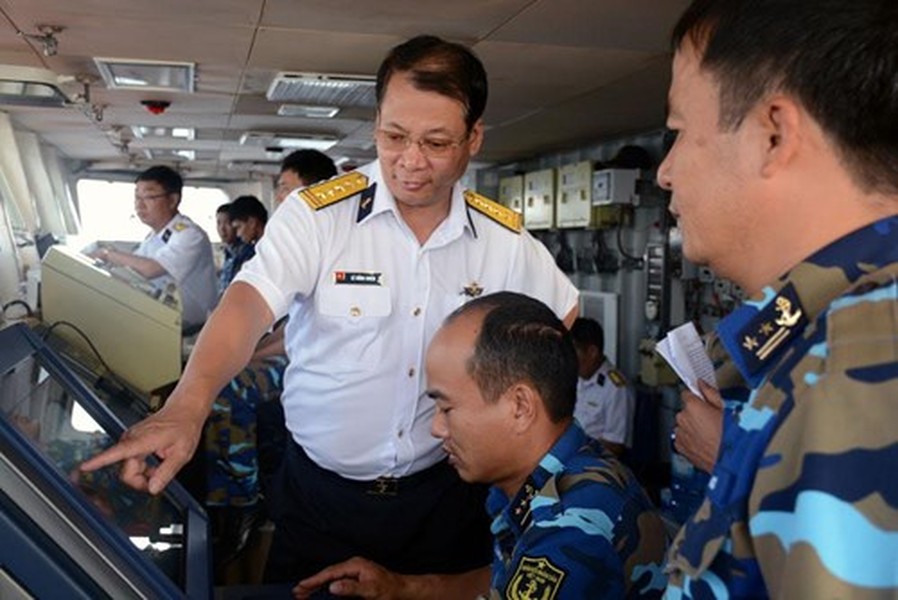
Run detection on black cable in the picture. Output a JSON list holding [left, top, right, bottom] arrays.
[[616, 223, 643, 262], [2, 299, 34, 317], [41, 320, 113, 375]]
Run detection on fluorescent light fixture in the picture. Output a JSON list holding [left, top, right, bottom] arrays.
[[227, 161, 281, 174], [240, 131, 338, 151], [0, 65, 68, 107], [95, 58, 195, 92], [131, 125, 195, 140], [277, 104, 340, 118], [144, 149, 196, 161], [264, 147, 284, 160], [267, 72, 375, 107]]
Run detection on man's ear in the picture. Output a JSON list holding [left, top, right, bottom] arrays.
[[507, 382, 539, 434], [466, 119, 484, 156], [757, 95, 803, 178]]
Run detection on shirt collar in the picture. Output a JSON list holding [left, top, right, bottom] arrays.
[[149, 213, 182, 238], [355, 160, 474, 241], [579, 359, 608, 388], [486, 423, 586, 535], [717, 216, 898, 387]]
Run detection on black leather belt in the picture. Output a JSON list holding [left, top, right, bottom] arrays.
[[291, 441, 451, 498]]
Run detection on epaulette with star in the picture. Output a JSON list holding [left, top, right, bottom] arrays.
[[464, 190, 522, 233], [300, 172, 369, 210]]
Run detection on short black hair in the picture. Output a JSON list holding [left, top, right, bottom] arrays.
[[672, 0, 898, 194], [216, 203, 232, 216], [229, 195, 268, 225], [447, 292, 577, 423], [376, 35, 488, 133], [570, 317, 604, 355], [280, 149, 337, 184], [136, 165, 183, 196]]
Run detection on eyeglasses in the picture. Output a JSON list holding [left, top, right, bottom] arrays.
[[374, 129, 468, 158], [134, 192, 170, 202]]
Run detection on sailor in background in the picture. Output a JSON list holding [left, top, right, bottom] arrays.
[[90, 165, 216, 332], [570, 317, 635, 458]]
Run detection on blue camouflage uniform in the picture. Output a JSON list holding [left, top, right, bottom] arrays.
[[488, 423, 668, 599], [664, 216, 898, 598], [204, 355, 288, 507], [218, 240, 254, 295]]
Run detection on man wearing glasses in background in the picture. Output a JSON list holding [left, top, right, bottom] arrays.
[[91, 165, 216, 332], [84, 35, 578, 583]]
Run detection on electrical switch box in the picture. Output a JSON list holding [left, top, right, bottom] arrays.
[[592, 168, 639, 206], [523, 168, 555, 230], [556, 161, 592, 228], [498, 174, 524, 215]]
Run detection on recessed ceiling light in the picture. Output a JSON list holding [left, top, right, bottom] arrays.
[[131, 125, 195, 140], [277, 104, 340, 118], [95, 58, 195, 93], [240, 131, 338, 151], [145, 149, 196, 161]]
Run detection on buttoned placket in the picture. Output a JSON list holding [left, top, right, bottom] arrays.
[[388, 238, 432, 472]]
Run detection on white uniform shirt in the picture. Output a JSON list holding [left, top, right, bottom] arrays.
[[574, 360, 635, 447], [235, 160, 578, 479], [135, 213, 217, 329]]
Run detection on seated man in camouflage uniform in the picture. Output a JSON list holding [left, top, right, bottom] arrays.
[[295, 292, 668, 599]]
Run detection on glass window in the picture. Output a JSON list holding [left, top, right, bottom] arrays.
[[75, 179, 227, 243]]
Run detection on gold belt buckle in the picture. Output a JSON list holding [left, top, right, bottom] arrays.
[[367, 477, 399, 497]]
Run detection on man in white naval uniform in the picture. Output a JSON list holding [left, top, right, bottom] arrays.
[[84, 36, 578, 584], [93, 165, 216, 331], [571, 317, 635, 457]]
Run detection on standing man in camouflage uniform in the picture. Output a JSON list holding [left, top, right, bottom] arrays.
[[204, 157, 336, 574], [659, 0, 898, 596], [295, 292, 667, 599]]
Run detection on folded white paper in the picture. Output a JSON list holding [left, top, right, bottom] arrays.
[[656, 321, 718, 397]]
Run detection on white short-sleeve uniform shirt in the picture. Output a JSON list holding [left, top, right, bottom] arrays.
[[574, 360, 635, 447], [135, 213, 217, 329], [235, 161, 578, 479]]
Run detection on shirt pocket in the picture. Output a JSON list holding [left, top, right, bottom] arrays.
[[313, 285, 392, 371]]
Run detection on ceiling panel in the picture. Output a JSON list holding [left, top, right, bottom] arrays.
[[491, 0, 691, 51], [0, 0, 682, 179], [259, 0, 533, 40]]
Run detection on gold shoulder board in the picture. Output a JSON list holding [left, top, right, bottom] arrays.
[[464, 190, 522, 233], [608, 369, 627, 387], [300, 172, 369, 210]]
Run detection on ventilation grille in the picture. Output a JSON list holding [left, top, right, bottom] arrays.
[[266, 72, 376, 107]]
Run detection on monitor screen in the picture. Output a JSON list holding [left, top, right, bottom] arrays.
[[0, 323, 209, 599]]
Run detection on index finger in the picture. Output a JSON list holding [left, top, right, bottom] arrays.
[[80, 437, 154, 473], [296, 561, 362, 594]]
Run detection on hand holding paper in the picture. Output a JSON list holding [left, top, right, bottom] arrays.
[[655, 322, 718, 397]]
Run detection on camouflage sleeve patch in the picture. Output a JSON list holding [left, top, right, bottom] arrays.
[[608, 369, 627, 387], [506, 556, 565, 600], [464, 190, 522, 233], [300, 172, 368, 210]]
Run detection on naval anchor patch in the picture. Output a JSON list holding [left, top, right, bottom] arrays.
[[506, 556, 565, 600]]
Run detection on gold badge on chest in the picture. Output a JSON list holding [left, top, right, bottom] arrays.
[[506, 556, 565, 600]]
